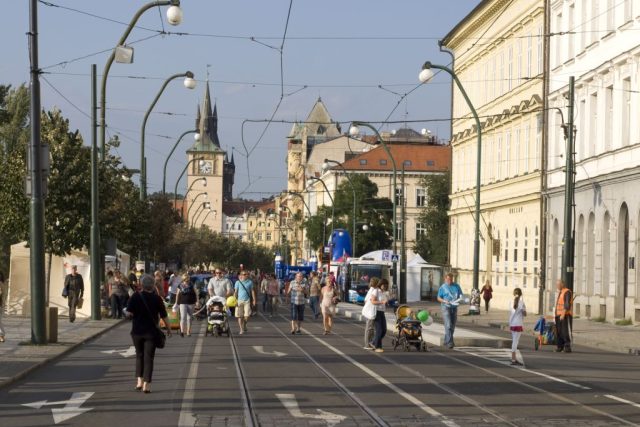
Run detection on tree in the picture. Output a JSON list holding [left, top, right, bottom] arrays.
[[414, 171, 450, 264], [147, 193, 181, 262]]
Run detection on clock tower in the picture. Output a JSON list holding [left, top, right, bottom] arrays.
[[186, 81, 233, 232]]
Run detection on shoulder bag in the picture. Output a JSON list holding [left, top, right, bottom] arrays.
[[362, 289, 376, 320], [140, 292, 166, 349]]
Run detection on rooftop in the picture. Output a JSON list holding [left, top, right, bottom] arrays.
[[337, 143, 451, 173]]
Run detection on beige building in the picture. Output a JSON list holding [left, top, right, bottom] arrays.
[[443, 0, 545, 310], [307, 129, 451, 260]]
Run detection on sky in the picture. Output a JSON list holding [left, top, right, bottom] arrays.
[[3, 0, 480, 200]]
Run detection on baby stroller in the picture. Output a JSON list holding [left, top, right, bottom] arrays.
[[533, 317, 557, 350], [391, 305, 429, 352], [203, 296, 230, 337]]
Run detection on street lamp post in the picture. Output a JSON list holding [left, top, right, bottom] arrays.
[[140, 71, 196, 200], [162, 130, 198, 194], [349, 122, 401, 299], [192, 203, 210, 227], [186, 192, 207, 225], [287, 191, 313, 259], [172, 157, 205, 219], [307, 176, 334, 227], [419, 61, 482, 291], [199, 208, 216, 228], [100, 0, 183, 160], [323, 159, 357, 257]]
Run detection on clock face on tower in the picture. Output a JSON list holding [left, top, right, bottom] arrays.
[[199, 160, 213, 175]]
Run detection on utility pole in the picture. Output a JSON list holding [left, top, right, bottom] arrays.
[[28, 0, 47, 344], [90, 64, 101, 320], [561, 76, 576, 292], [400, 165, 407, 304]]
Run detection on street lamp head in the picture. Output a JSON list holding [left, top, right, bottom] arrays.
[[362, 224, 369, 231], [199, 159, 205, 167], [322, 160, 330, 171], [419, 62, 435, 84], [421, 128, 432, 136], [306, 178, 315, 187], [203, 192, 208, 199], [348, 125, 360, 137], [200, 177, 207, 186], [194, 133, 201, 141], [183, 72, 196, 89], [166, 5, 183, 26]]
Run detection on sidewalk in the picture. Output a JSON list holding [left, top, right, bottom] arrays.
[[0, 314, 122, 389], [338, 301, 640, 355], [335, 302, 511, 348]]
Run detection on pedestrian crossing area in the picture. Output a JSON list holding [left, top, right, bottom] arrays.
[[454, 346, 525, 367]]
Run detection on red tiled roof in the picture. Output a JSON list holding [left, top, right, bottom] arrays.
[[337, 144, 450, 172], [222, 199, 274, 216]]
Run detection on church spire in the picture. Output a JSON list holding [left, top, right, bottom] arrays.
[[197, 81, 221, 148]]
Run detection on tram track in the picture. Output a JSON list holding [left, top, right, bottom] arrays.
[[228, 327, 259, 427]]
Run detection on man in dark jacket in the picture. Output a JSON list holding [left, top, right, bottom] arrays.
[[64, 265, 84, 322]]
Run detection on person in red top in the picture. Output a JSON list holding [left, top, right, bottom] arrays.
[[480, 280, 493, 312], [554, 279, 573, 353]]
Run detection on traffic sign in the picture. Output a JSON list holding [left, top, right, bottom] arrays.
[[391, 254, 399, 262]]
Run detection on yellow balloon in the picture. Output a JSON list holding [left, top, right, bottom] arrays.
[[226, 296, 237, 308]]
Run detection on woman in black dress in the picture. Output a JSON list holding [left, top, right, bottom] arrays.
[[126, 274, 171, 393]]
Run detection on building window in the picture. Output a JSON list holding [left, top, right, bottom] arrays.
[[248, 232, 254, 241], [359, 159, 368, 165], [623, 78, 631, 146], [500, 51, 505, 95], [537, 25, 543, 74], [416, 223, 426, 239], [266, 232, 272, 241], [589, 92, 598, 157], [534, 226, 539, 261], [517, 38, 523, 85], [426, 160, 435, 166], [403, 160, 412, 167], [625, 0, 633, 21], [416, 188, 427, 207], [535, 114, 542, 170], [514, 127, 520, 176], [496, 136, 502, 180], [256, 232, 262, 241], [505, 131, 511, 178], [226, 224, 230, 230], [607, 0, 615, 30], [238, 224, 242, 230], [379, 159, 387, 165], [605, 85, 613, 151], [527, 32, 532, 78], [591, 0, 599, 44], [395, 222, 403, 240], [581, 1, 588, 50], [568, 3, 575, 58], [508, 44, 513, 90], [555, 11, 563, 67]]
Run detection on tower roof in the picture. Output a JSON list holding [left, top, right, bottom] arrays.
[[288, 98, 340, 140], [189, 81, 223, 153]]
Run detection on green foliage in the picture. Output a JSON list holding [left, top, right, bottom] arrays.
[[414, 172, 450, 264], [303, 175, 392, 255]]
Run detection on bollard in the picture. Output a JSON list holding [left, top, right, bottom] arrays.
[[46, 306, 58, 343]]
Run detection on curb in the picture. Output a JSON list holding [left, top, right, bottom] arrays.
[[0, 319, 125, 391], [335, 306, 511, 348]]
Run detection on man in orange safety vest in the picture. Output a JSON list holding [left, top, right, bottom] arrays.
[[554, 279, 573, 353]]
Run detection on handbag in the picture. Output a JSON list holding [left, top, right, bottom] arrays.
[[76, 297, 84, 309], [140, 293, 166, 349], [62, 285, 68, 298], [362, 300, 376, 320]]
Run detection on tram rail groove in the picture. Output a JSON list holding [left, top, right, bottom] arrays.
[[229, 329, 259, 427]]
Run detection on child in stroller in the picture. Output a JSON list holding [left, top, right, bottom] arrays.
[[391, 305, 429, 352], [199, 296, 230, 337]]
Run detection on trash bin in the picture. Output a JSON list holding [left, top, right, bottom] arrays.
[[46, 306, 58, 343]]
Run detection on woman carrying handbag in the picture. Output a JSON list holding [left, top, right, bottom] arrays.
[[126, 274, 171, 394]]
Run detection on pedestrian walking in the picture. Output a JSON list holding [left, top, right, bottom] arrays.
[[168, 271, 181, 303], [509, 287, 526, 365], [126, 274, 171, 393], [320, 276, 338, 334], [109, 270, 128, 319], [260, 275, 270, 313], [234, 270, 256, 334], [370, 278, 388, 353], [63, 265, 84, 323], [174, 273, 196, 337], [207, 269, 232, 298], [309, 271, 321, 320], [481, 280, 493, 313], [0, 272, 6, 343], [153, 271, 165, 299], [287, 272, 307, 334], [555, 279, 573, 353], [266, 274, 280, 317], [363, 277, 379, 349], [437, 273, 463, 349]]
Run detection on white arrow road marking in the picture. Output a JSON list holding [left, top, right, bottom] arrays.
[[277, 393, 346, 426], [23, 392, 94, 425], [252, 346, 287, 357], [101, 346, 136, 358]]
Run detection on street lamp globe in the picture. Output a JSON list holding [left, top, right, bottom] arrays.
[[418, 66, 435, 84], [166, 5, 183, 26], [362, 224, 369, 231], [194, 133, 201, 141], [183, 75, 197, 90], [200, 177, 207, 186], [306, 179, 314, 187], [348, 125, 360, 137], [203, 192, 208, 199], [322, 160, 330, 171]]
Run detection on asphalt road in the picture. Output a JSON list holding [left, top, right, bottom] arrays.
[[0, 306, 639, 427]]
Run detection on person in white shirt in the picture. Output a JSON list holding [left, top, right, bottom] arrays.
[[208, 269, 233, 299], [363, 277, 379, 350], [509, 287, 527, 366], [168, 272, 182, 303]]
